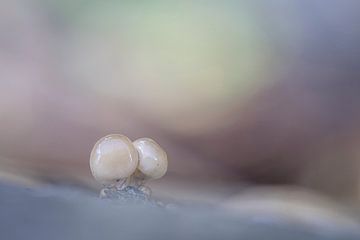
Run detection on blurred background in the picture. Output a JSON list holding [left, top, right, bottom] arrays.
[[1, 0, 360, 209]]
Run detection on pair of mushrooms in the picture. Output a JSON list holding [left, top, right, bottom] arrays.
[[90, 134, 168, 186]]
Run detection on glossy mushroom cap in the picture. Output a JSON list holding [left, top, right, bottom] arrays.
[[133, 138, 168, 179], [90, 134, 139, 184]]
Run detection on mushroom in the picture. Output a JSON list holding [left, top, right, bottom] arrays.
[[133, 138, 168, 180], [89, 134, 139, 185]]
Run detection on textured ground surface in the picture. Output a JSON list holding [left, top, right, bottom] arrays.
[[0, 182, 360, 240]]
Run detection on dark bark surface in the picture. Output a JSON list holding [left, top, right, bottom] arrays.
[[0, 182, 359, 240]]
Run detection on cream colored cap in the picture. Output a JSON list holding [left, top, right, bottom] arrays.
[[90, 134, 139, 184], [133, 138, 168, 179]]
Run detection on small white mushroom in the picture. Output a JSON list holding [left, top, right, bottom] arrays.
[[90, 134, 139, 184], [133, 138, 168, 179]]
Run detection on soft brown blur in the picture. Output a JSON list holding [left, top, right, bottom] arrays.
[[1, 0, 360, 203]]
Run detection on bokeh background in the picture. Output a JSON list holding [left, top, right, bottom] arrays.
[[1, 0, 360, 205]]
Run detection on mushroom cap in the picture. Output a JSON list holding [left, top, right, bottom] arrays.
[[90, 134, 139, 184], [133, 138, 168, 179]]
